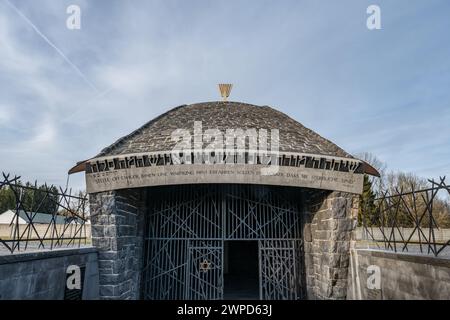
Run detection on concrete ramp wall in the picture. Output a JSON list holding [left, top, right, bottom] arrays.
[[0, 247, 99, 300], [347, 248, 450, 299]]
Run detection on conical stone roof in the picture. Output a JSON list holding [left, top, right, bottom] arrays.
[[97, 101, 353, 159]]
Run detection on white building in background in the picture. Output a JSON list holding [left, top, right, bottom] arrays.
[[0, 210, 27, 224], [0, 209, 71, 225], [0, 209, 91, 239]]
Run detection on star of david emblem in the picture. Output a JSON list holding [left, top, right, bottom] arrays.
[[199, 259, 211, 272]]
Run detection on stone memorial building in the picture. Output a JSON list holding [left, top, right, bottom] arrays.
[[70, 99, 378, 300]]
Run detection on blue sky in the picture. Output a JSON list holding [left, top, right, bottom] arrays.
[[0, 0, 449, 190]]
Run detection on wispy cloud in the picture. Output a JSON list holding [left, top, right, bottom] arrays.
[[3, 0, 98, 92], [0, 0, 449, 190]]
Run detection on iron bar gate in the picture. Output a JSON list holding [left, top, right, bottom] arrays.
[[142, 184, 304, 300]]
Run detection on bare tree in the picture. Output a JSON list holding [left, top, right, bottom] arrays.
[[355, 153, 450, 228], [355, 152, 387, 194]]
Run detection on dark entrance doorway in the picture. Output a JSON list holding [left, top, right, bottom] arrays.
[[224, 241, 259, 299]]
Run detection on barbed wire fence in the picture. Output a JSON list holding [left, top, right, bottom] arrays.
[[0, 172, 90, 254], [360, 176, 450, 257]]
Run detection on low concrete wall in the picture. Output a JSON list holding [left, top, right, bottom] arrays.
[[347, 248, 450, 299], [0, 247, 99, 300]]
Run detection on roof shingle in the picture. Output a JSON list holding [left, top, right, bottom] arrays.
[[97, 101, 354, 159]]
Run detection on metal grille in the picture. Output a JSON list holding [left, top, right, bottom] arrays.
[[142, 184, 304, 300], [186, 240, 223, 300], [361, 176, 450, 256], [259, 240, 302, 300], [0, 172, 89, 254]]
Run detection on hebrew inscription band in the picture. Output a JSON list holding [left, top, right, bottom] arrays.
[[86, 153, 364, 194]]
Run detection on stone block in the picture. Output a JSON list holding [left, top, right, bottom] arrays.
[[99, 285, 116, 296], [98, 260, 113, 269], [98, 251, 119, 260], [113, 259, 126, 274], [100, 273, 125, 285], [98, 267, 113, 275], [315, 230, 332, 240], [91, 225, 105, 237], [330, 197, 350, 219], [337, 219, 354, 232], [92, 237, 111, 250], [334, 230, 351, 241], [330, 285, 347, 299], [117, 202, 138, 215], [318, 281, 333, 298], [105, 226, 117, 237]]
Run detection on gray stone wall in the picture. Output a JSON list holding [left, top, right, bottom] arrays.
[[347, 249, 450, 300], [90, 188, 145, 299], [303, 190, 359, 300], [0, 247, 98, 300]]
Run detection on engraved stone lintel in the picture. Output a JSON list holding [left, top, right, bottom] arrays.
[[86, 163, 364, 194]]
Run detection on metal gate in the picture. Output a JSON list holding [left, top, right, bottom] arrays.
[[259, 240, 302, 300], [186, 240, 223, 299], [142, 184, 304, 300]]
